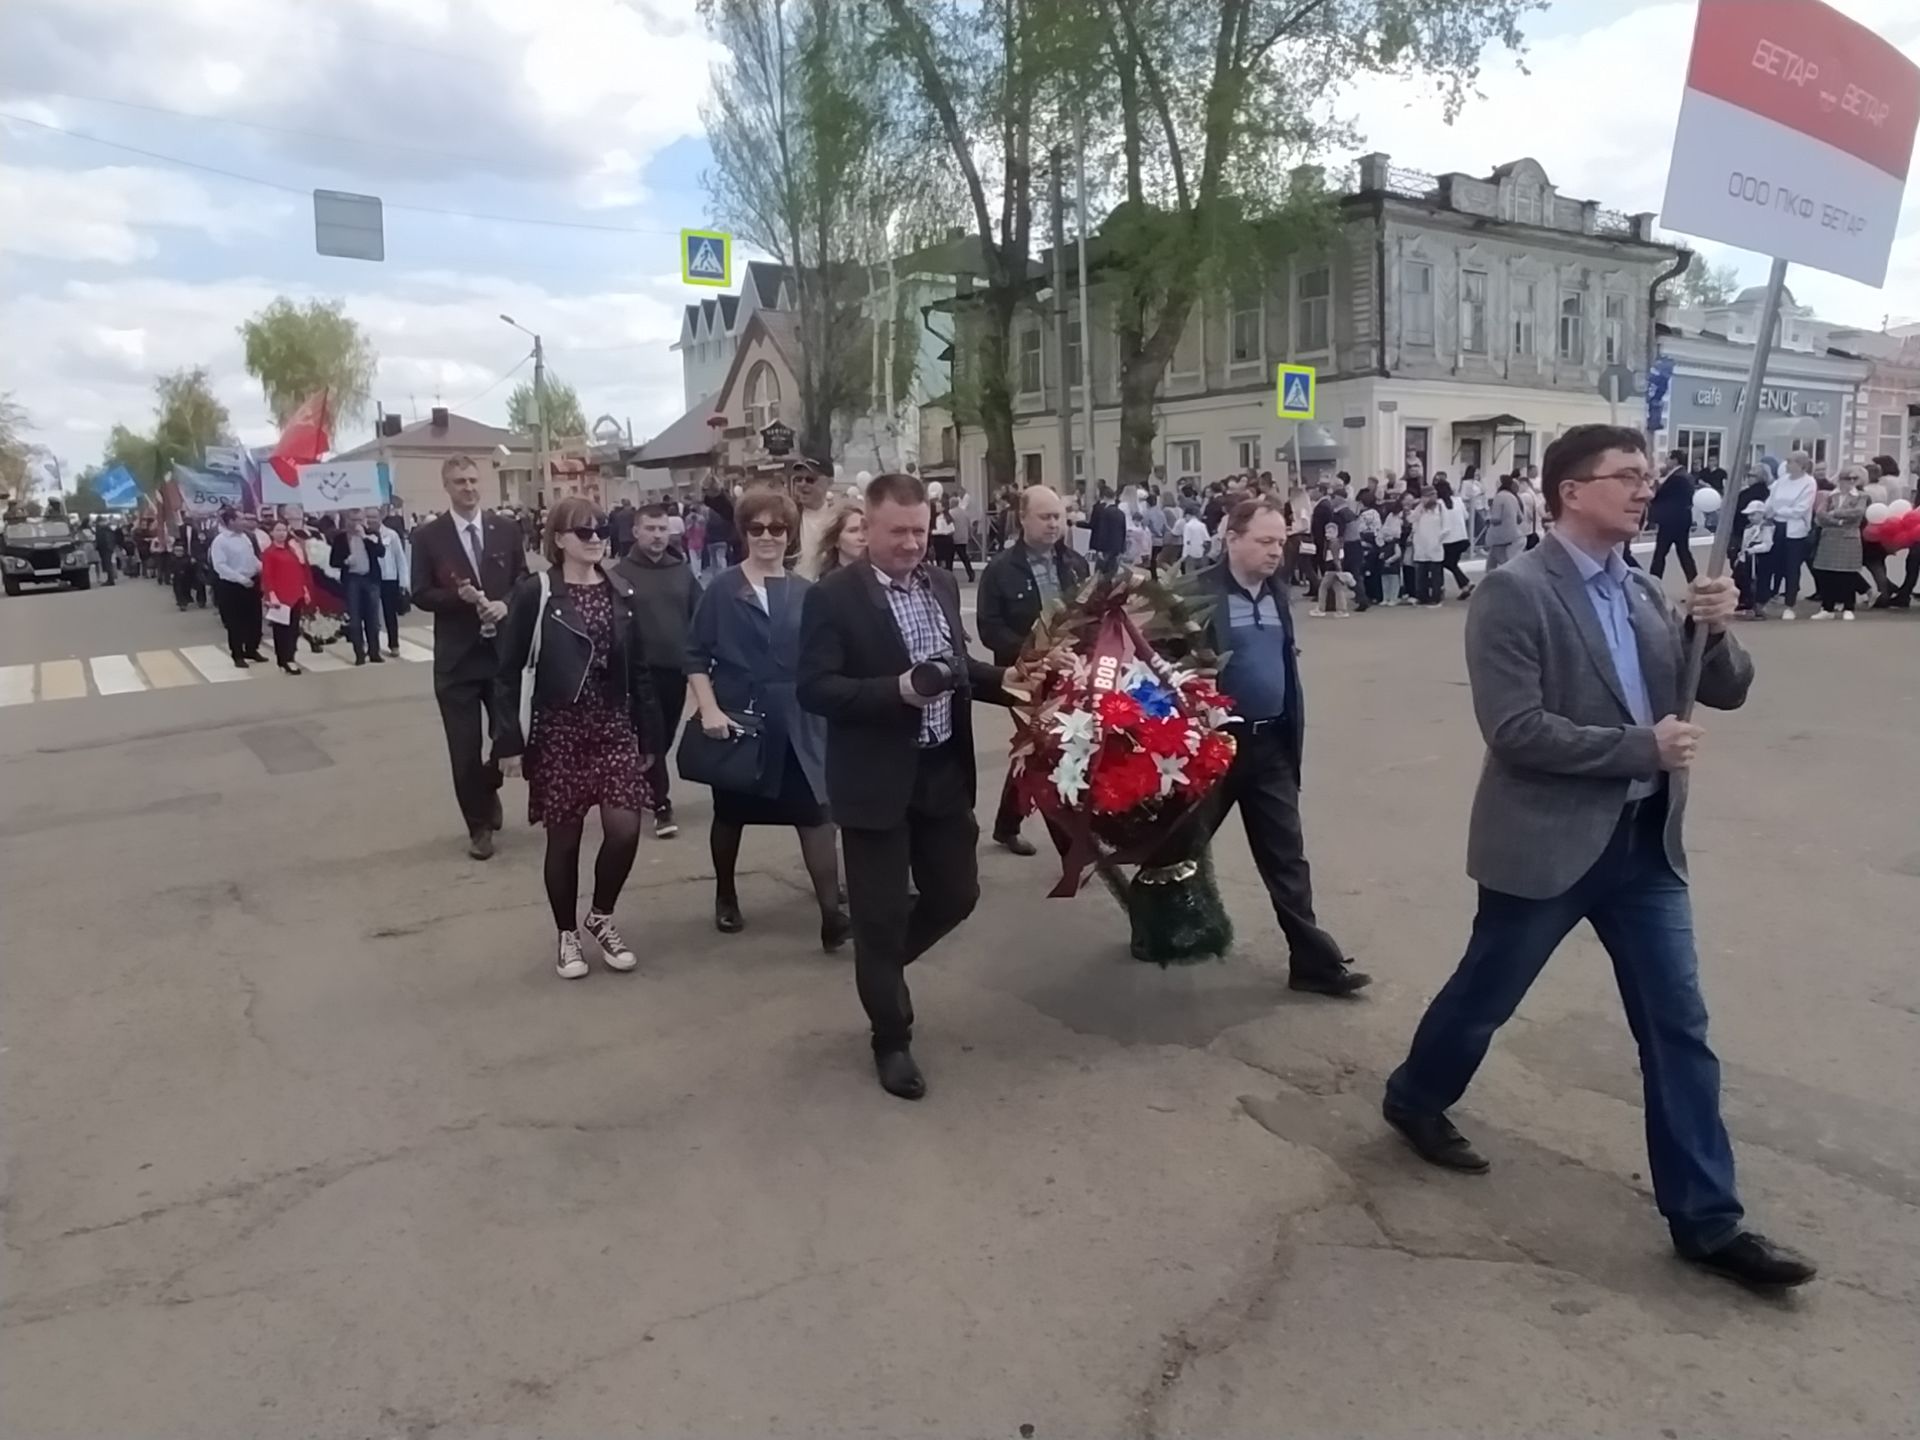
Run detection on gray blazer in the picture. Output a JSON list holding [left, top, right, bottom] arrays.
[[1464, 537, 1753, 899], [1485, 488, 1523, 548]]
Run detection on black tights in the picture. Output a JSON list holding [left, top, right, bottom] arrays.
[[710, 819, 842, 917], [543, 807, 642, 931]]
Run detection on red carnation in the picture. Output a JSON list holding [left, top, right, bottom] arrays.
[[1089, 746, 1159, 814], [1136, 715, 1191, 759], [1183, 732, 1235, 790], [1096, 691, 1145, 731]]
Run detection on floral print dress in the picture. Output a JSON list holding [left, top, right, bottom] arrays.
[[525, 580, 651, 826]]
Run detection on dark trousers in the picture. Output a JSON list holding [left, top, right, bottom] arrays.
[[213, 578, 260, 660], [1386, 798, 1742, 1258], [1649, 526, 1697, 581], [173, 560, 205, 609], [1342, 540, 1373, 610], [98, 552, 116, 585], [1763, 531, 1807, 605], [1204, 725, 1345, 980], [435, 672, 504, 832], [379, 579, 405, 651], [343, 574, 382, 661], [1415, 560, 1445, 604], [646, 666, 687, 812], [840, 743, 980, 1052], [1442, 539, 1472, 593], [1812, 568, 1859, 613], [1733, 553, 1764, 610], [992, 769, 1023, 840], [271, 607, 302, 667]]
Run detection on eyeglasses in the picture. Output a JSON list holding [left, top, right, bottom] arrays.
[[1573, 468, 1655, 491], [567, 524, 612, 541], [746, 522, 789, 538]]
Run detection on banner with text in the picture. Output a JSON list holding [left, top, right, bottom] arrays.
[[293, 460, 389, 512]]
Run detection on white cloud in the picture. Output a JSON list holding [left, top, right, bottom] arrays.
[[0, 164, 283, 263], [1340, 0, 1920, 328]]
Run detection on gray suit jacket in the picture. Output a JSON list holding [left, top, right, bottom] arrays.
[[1464, 537, 1753, 899]]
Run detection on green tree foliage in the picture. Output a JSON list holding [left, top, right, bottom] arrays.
[[238, 297, 377, 426], [703, 0, 898, 465], [105, 368, 237, 495], [506, 375, 587, 441], [1095, 0, 1538, 485], [0, 392, 32, 498], [1672, 252, 1741, 309]]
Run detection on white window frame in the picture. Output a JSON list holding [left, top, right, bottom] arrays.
[[1402, 261, 1435, 346], [1020, 450, 1045, 485], [1876, 411, 1904, 451], [1170, 438, 1202, 476], [1674, 426, 1724, 472], [1512, 278, 1537, 356], [743, 360, 781, 435], [1170, 305, 1204, 382], [1294, 266, 1331, 355], [1792, 437, 1831, 467], [1558, 289, 1585, 362], [1510, 188, 1541, 225], [1460, 270, 1489, 355], [1403, 424, 1432, 472], [1017, 327, 1044, 397], [1228, 294, 1264, 369], [1232, 435, 1262, 472], [1603, 292, 1629, 364], [1064, 318, 1084, 391]]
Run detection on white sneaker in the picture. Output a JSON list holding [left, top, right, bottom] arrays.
[[1308, 608, 1325, 617], [1842, 610, 1857, 621], [583, 911, 637, 972], [556, 931, 589, 980], [1780, 607, 1796, 620], [1809, 610, 1831, 621]]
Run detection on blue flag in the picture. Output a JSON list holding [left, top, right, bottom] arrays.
[[96, 464, 140, 509]]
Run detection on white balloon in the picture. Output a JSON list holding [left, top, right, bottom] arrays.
[[1890, 498, 1914, 517], [1692, 487, 1722, 515], [854, 470, 873, 486], [926, 480, 944, 500], [1864, 482, 1888, 504], [1865, 502, 1891, 524]]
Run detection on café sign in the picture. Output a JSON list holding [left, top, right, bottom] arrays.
[[1690, 385, 1831, 417]]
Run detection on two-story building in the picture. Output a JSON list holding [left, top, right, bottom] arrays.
[[952, 153, 1684, 492]]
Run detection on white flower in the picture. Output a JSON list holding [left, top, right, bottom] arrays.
[[1119, 659, 1159, 691], [1053, 708, 1098, 752], [1153, 753, 1189, 797], [1053, 751, 1090, 806]]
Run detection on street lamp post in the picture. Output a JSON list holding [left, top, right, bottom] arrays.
[[500, 314, 547, 507]]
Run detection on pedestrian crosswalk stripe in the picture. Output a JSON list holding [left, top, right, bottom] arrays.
[[135, 650, 196, 689], [0, 664, 34, 707], [397, 638, 433, 663], [38, 659, 87, 701], [88, 655, 147, 695], [300, 648, 350, 672], [181, 645, 250, 683]]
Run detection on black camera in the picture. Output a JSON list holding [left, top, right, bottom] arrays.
[[908, 656, 959, 697]]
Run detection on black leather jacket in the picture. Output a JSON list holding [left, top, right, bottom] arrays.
[[492, 567, 665, 760], [976, 541, 1090, 665]]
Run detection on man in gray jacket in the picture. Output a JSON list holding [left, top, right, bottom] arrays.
[[616, 504, 700, 837], [1383, 424, 1815, 1293]]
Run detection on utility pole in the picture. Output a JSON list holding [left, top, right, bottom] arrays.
[[532, 332, 549, 508], [1049, 147, 1073, 495], [1073, 110, 1095, 494]]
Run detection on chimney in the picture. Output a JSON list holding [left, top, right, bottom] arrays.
[[380, 412, 402, 438], [430, 406, 449, 430]]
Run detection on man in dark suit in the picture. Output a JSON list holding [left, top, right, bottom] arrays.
[[798, 471, 1009, 1101], [410, 454, 529, 859], [1383, 424, 1813, 1292], [975, 484, 1088, 855], [1087, 483, 1126, 567]]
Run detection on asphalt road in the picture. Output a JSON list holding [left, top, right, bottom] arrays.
[[2, 574, 1917, 1439]]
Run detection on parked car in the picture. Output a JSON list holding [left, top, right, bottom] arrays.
[[2, 519, 92, 595]]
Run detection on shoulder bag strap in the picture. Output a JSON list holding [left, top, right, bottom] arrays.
[[518, 571, 549, 743]]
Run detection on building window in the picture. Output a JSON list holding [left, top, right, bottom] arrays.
[[1603, 292, 1628, 364], [1791, 437, 1830, 467], [1404, 425, 1431, 473], [1232, 435, 1262, 472], [1402, 261, 1434, 345], [1021, 451, 1044, 485], [1558, 289, 1585, 361], [1878, 411, 1906, 454], [1511, 431, 1534, 471], [1064, 319, 1084, 389], [1172, 311, 1203, 377], [1511, 188, 1541, 225], [1461, 270, 1488, 354], [1674, 426, 1724, 472], [743, 361, 781, 434], [1230, 294, 1264, 366], [1170, 439, 1202, 476], [1512, 279, 1537, 356], [1295, 267, 1330, 353], [1018, 328, 1044, 395]]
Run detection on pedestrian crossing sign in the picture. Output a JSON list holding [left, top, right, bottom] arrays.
[[680, 228, 732, 288], [1275, 363, 1316, 420]]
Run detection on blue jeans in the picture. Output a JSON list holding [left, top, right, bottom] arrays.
[[1386, 800, 1743, 1258], [343, 573, 382, 661]]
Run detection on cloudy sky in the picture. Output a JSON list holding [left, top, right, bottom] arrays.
[[3, 0, 1917, 475]]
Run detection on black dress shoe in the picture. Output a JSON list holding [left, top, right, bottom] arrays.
[[994, 830, 1038, 857], [487, 793, 505, 832], [820, 909, 852, 953], [874, 1047, 926, 1101], [1383, 1102, 1491, 1173], [245, 650, 269, 663], [1685, 1232, 1817, 1290], [1289, 964, 1372, 998], [467, 826, 495, 861], [715, 897, 744, 934]]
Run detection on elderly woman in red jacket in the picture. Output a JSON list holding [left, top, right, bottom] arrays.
[[259, 518, 314, 675]]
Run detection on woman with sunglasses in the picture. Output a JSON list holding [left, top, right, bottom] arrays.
[[685, 487, 848, 948], [495, 498, 665, 979], [815, 504, 866, 576]]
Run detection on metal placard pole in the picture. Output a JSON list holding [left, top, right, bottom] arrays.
[[1678, 255, 1788, 720]]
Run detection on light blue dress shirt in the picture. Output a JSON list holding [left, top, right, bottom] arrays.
[[1553, 533, 1657, 802]]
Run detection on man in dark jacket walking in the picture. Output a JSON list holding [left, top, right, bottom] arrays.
[[1647, 450, 1698, 581], [976, 485, 1089, 855], [1087, 483, 1126, 568], [615, 503, 701, 837]]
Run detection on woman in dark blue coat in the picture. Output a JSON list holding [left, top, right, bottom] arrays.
[[685, 487, 848, 949]]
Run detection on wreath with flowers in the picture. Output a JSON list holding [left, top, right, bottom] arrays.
[[1007, 570, 1237, 964]]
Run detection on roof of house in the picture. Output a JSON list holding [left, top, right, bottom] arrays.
[[332, 411, 528, 462], [744, 261, 790, 309], [635, 392, 724, 467]]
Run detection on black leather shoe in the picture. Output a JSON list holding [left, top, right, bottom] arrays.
[[715, 898, 744, 934], [1290, 964, 1372, 998], [1685, 1232, 1816, 1291], [820, 909, 852, 953], [467, 827, 494, 861], [1383, 1102, 1490, 1173], [487, 794, 505, 832], [245, 650, 269, 663], [874, 1047, 926, 1101], [994, 830, 1038, 857]]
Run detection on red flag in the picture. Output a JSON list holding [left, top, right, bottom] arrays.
[[269, 389, 332, 497]]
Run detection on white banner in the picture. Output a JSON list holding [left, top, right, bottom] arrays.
[[294, 460, 389, 512]]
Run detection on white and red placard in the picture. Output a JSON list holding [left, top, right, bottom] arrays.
[[1660, 0, 1919, 287]]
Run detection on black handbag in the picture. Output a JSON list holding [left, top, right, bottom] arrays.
[[675, 708, 767, 792]]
